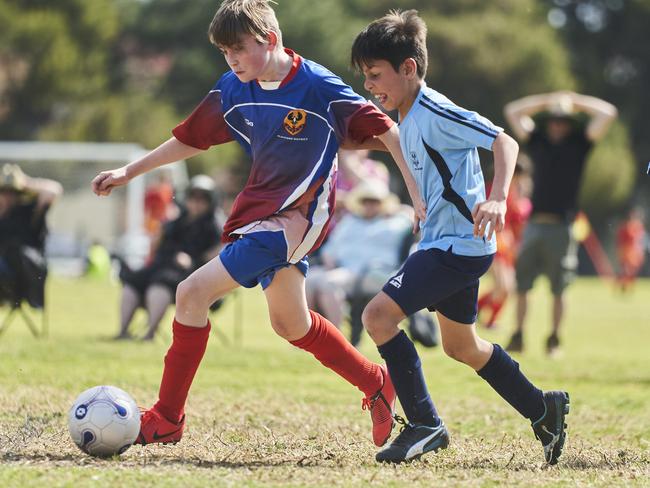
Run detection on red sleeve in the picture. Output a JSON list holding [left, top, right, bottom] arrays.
[[346, 103, 394, 143], [171, 91, 233, 150]]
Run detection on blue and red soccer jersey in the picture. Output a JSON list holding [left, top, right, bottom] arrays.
[[172, 49, 392, 286]]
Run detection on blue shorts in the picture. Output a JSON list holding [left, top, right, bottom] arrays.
[[382, 248, 494, 324], [219, 231, 309, 289]]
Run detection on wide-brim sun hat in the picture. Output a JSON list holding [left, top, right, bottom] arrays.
[[0, 164, 27, 192], [345, 179, 400, 216]]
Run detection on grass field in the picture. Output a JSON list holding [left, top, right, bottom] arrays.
[[0, 276, 648, 487]]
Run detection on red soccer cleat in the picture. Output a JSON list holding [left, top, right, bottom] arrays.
[[134, 406, 185, 445], [362, 365, 396, 447]]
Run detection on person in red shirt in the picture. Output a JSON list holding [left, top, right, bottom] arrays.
[[616, 207, 646, 291], [478, 161, 532, 328], [143, 171, 174, 239]]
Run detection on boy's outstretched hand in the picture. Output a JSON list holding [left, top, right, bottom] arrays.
[[91, 167, 129, 196], [472, 198, 506, 241], [411, 194, 427, 234]]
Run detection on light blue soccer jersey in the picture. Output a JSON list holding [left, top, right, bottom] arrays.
[[399, 84, 501, 256]]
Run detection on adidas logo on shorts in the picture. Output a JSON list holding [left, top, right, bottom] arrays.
[[389, 273, 404, 289]]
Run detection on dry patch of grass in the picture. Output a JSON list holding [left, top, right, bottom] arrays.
[[1, 394, 648, 488]]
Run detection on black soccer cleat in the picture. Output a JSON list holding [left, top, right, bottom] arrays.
[[375, 418, 449, 464], [531, 391, 570, 465], [505, 331, 524, 353], [545, 333, 561, 356]]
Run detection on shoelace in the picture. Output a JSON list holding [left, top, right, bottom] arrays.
[[362, 392, 393, 423], [361, 395, 375, 411], [391, 424, 422, 447], [390, 415, 442, 448]]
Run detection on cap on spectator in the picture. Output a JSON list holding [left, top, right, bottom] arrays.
[[547, 95, 575, 121], [0, 164, 27, 192], [187, 174, 220, 209], [345, 179, 400, 216]]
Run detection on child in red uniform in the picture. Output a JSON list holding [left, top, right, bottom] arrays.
[[478, 162, 531, 328], [616, 207, 646, 291]]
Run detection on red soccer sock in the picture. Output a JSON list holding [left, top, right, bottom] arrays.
[[290, 310, 383, 397], [487, 296, 507, 326], [154, 318, 211, 424], [477, 291, 493, 313]]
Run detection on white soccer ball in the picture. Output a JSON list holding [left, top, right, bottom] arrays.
[[68, 385, 141, 457]]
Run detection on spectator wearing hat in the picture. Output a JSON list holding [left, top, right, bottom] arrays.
[[0, 164, 62, 308], [305, 178, 412, 332], [503, 91, 617, 355], [116, 175, 223, 341]]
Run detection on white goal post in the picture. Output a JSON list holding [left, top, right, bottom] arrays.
[[0, 141, 188, 268]]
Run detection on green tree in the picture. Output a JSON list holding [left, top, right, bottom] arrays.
[[0, 0, 119, 137]]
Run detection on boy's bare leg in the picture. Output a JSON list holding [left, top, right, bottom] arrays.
[[266, 266, 394, 446], [437, 311, 545, 421], [174, 256, 240, 327], [362, 291, 405, 345], [438, 311, 568, 463], [435, 314, 493, 371], [263, 265, 310, 340]]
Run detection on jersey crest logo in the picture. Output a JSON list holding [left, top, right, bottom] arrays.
[[284, 109, 307, 136], [410, 151, 422, 171]]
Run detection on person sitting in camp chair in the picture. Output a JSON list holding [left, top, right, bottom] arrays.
[[0, 164, 62, 333], [306, 179, 438, 347], [114, 175, 223, 341]]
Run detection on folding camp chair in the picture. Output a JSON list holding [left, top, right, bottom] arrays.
[[0, 247, 48, 338], [210, 290, 244, 347]]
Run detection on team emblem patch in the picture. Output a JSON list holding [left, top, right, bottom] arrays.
[[284, 109, 307, 136]]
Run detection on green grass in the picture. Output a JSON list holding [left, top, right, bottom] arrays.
[[0, 276, 648, 487]]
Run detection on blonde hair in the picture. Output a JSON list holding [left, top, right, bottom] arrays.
[[209, 0, 281, 47]]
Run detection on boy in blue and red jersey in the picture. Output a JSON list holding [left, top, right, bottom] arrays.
[[92, 0, 426, 450], [351, 10, 569, 464]]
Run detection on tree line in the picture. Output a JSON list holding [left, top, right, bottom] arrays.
[[1, 0, 648, 216]]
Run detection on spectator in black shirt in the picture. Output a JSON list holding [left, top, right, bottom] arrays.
[[503, 91, 617, 355], [0, 164, 63, 308], [116, 175, 222, 341]]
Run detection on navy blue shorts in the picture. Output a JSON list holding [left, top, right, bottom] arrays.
[[219, 231, 309, 289], [382, 248, 494, 324]]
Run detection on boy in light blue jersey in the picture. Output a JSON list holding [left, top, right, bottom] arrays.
[[351, 10, 570, 464]]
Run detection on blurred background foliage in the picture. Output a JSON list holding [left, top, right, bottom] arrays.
[[0, 0, 647, 217]]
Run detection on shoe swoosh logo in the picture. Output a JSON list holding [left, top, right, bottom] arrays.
[[152, 426, 182, 440]]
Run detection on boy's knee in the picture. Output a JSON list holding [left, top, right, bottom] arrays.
[[176, 277, 206, 308], [442, 342, 489, 369], [362, 301, 394, 337], [442, 342, 474, 365], [269, 313, 310, 341]]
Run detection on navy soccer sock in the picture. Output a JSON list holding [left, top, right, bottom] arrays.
[[477, 343, 545, 421], [377, 330, 439, 426]]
